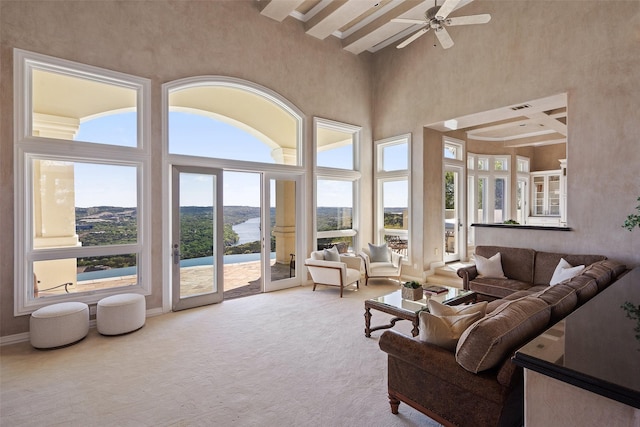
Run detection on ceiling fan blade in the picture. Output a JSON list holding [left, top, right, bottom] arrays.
[[435, 26, 454, 49], [391, 18, 427, 25], [446, 14, 491, 26], [436, 0, 461, 20], [397, 26, 430, 49]]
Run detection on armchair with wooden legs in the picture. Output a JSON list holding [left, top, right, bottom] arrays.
[[305, 248, 362, 297]]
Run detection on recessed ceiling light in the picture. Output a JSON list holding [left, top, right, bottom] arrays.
[[444, 119, 458, 130]]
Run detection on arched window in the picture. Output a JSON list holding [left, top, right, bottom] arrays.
[[166, 77, 302, 166]]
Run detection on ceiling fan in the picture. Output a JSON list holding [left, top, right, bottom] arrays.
[[392, 0, 491, 49]]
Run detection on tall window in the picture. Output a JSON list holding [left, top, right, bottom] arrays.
[[375, 135, 410, 257], [314, 118, 361, 252], [14, 49, 151, 314]]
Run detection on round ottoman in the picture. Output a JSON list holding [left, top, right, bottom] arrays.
[[97, 293, 146, 335], [30, 302, 89, 349]]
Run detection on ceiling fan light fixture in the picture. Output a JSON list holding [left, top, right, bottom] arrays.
[[393, 0, 491, 50]]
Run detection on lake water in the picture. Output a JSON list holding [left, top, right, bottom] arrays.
[[232, 217, 260, 245]]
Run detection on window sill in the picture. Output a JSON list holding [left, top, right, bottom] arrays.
[[471, 223, 572, 231]]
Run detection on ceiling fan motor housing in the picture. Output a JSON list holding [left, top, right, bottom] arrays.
[[425, 6, 439, 21]]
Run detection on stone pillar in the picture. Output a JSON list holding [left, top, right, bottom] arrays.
[[270, 147, 297, 269], [272, 180, 297, 267]]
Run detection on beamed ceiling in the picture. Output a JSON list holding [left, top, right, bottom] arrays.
[[257, 1, 567, 148], [257, 0, 475, 55]]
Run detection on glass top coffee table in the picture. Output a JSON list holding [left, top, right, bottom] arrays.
[[364, 286, 476, 337]]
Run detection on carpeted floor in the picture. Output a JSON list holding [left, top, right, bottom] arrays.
[[1, 281, 442, 427]]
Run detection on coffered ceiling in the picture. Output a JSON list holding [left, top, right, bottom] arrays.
[[257, 0, 474, 55], [429, 93, 568, 148]]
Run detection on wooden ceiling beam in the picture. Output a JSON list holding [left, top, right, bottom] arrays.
[[259, 0, 306, 22], [306, 0, 380, 40]]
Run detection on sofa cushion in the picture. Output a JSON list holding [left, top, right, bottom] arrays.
[[598, 259, 627, 279], [475, 253, 506, 279], [486, 291, 533, 313], [581, 260, 615, 291], [475, 246, 536, 284], [419, 310, 484, 351], [534, 283, 578, 323], [428, 299, 487, 317], [469, 277, 532, 299], [550, 258, 585, 286], [456, 296, 550, 373], [368, 243, 390, 262], [563, 275, 598, 304]]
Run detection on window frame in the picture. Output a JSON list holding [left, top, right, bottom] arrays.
[[313, 118, 361, 252], [375, 134, 411, 260], [467, 152, 510, 224], [13, 49, 151, 315]]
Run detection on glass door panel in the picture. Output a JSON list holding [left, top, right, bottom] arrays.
[[533, 176, 545, 215], [172, 166, 223, 311], [444, 167, 463, 262], [494, 177, 506, 223], [548, 175, 561, 215], [223, 171, 262, 298], [264, 175, 299, 292]]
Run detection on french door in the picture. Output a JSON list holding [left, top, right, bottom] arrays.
[[171, 166, 224, 311], [171, 167, 301, 311], [444, 165, 465, 263], [264, 173, 300, 292]]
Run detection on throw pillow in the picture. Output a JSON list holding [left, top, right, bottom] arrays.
[[475, 253, 506, 279], [428, 299, 488, 317], [368, 243, 390, 263], [323, 246, 340, 262], [419, 310, 484, 351], [550, 258, 584, 286]]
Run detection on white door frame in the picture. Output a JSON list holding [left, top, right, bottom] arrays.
[[171, 165, 224, 311]]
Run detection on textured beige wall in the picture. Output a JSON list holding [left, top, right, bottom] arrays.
[[531, 143, 566, 172], [372, 0, 640, 272], [0, 1, 372, 337], [524, 370, 640, 426]]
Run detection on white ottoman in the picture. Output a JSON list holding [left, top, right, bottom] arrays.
[[97, 293, 146, 335], [30, 302, 89, 349]]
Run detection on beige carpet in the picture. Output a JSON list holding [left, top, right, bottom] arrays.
[[1, 281, 442, 427]]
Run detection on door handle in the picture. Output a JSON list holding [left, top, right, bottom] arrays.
[[173, 244, 180, 265]]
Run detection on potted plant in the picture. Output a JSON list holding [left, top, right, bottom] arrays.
[[402, 281, 423, 301], [623, 196, 640, 231]]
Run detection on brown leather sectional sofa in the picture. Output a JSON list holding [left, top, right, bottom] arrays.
[[379, 245, 627, 427]]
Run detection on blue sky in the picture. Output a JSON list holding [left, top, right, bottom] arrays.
[[74, 112, 408, 208]]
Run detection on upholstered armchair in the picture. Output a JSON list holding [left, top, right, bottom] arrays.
[[305, 247, 363, 297], [359, 243, 403, 285]]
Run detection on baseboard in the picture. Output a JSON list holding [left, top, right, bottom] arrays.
[[0, 332, 30, 347]]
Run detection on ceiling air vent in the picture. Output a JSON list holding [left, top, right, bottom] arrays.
[[511, 104, 532, 111]]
